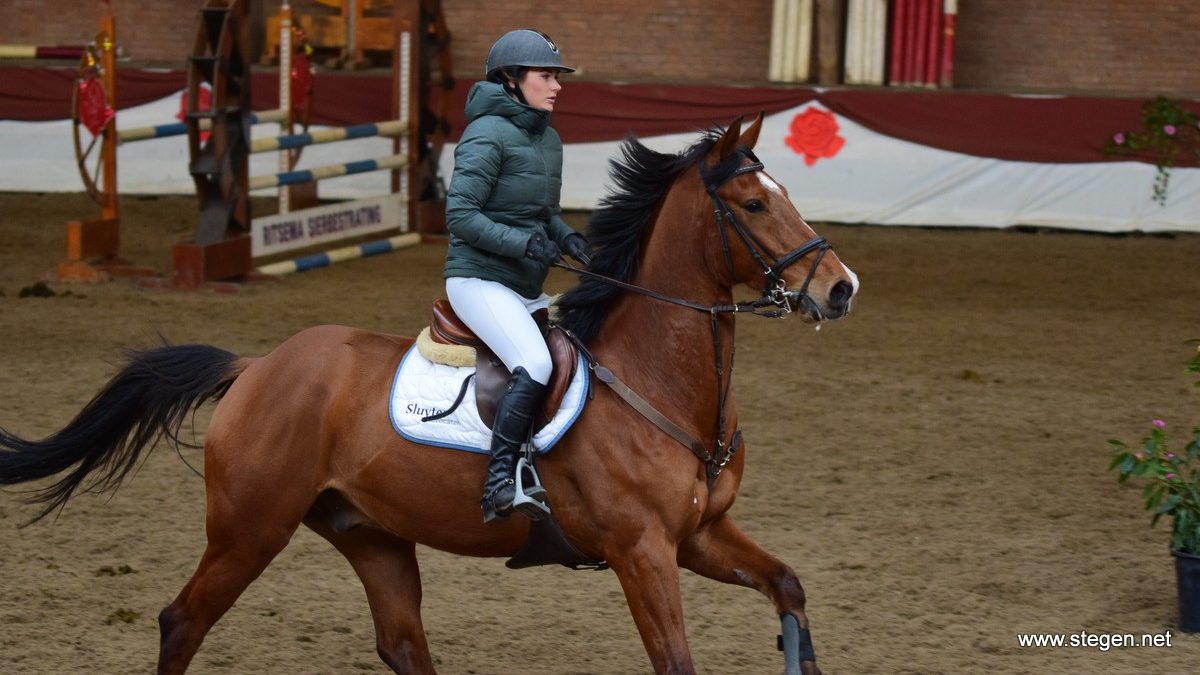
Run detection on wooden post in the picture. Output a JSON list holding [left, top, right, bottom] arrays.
[[56, 2, 155, 282], [172, 0, 254, 288], [813, 0, 845, 85], [65, 9, 120, 267], [888, 0, 908, 85], [98, 10, 117, 223], [394, 1, 419, 234], [279, 1, 293, 215], [939, 0, 957, 87]]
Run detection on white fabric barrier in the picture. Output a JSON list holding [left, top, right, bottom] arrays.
[[2, 93, 1197, 233], [552, 104, 1200, 233], [0, 91, 396, 198]]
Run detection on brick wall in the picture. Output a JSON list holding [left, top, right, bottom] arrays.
[[432, 0, 774, 83], [8, 0, 1198, 96], [9, 0, 201, 68], [955, 0, 1200, 95]]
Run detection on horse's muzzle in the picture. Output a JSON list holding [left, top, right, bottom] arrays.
[[797, 279, 854, 322], [826, 279, 854, 317]]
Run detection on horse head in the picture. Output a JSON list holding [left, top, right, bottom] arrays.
[[696, 114, 858, 322], [557, 115, 859, 346]]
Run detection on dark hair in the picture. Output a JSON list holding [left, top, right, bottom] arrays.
[[487, 65, 529, 105]]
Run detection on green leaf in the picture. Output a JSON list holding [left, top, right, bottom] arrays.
[[1118, 455, 1136, 475], [1157, 494, 1182, 514], [1145, 484, 1164, 509]]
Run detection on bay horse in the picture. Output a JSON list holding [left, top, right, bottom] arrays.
[[0, 115, 856, 674]]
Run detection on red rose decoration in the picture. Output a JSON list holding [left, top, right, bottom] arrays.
[[77, 74, 114, 138], [785, 107, 845, 166]]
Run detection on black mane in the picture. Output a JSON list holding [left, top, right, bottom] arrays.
[[555, 129, 737, 344]]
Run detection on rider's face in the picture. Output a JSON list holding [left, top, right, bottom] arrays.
[[518, 69, 562, 112]]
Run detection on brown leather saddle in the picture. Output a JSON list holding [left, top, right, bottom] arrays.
[[428, 298, 578, 432]]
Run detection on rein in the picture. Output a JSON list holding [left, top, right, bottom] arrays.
[[553, 150, 832, 486]]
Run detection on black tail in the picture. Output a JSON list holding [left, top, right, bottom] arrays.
[[0, 344, 245, 523]]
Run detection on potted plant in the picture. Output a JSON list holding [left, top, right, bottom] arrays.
[[1109, 340, 1200, 632]]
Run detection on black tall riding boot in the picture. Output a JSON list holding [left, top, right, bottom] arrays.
[[480, 366, 549, 523]]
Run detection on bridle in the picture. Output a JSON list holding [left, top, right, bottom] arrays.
[[553, 147, 835, 485], [705, 148, 832, 320], [556, 148, 831, 319]]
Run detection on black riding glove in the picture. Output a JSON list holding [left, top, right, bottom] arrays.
[[524, 233, 562, 265], [563, 233, 594, 266]]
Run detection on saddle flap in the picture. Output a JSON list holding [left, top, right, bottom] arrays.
[[475, 327, 578, 432], [428, 299, 575, 432], [543, 328, 578, 422]]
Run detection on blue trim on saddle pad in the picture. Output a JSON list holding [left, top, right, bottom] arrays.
[[388, 344, 589, 455]]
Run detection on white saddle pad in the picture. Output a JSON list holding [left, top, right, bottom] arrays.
[[389, 344, 589, 454]]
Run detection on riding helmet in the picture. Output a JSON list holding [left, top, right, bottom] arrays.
[[484, 29, 576, 77]]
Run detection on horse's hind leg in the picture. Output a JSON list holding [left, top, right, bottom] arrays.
[[157, 452, 312, 674], [306, 518, 435, 675], [677, 514, 821, 675], [156, 524, 298, 674]]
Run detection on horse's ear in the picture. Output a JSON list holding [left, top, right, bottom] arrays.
[[714, 116, 744, 161], [738, 112, 764, 150]]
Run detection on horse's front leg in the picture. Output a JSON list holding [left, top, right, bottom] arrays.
[[607, 534, 696, 674], [677, 514, 821, 675]]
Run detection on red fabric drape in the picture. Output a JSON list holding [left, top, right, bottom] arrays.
[[0, 67, 187, 120], [819, 90, 1200, 166], [3, 65, 1197, 167]]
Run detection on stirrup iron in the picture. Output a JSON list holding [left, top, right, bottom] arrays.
[[512, 455, 550, 520]]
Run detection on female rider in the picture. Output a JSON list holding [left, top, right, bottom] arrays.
[[443, 29, 592, 523]]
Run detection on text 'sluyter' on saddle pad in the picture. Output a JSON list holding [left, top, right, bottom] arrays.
[[389, 344, 589, 454]]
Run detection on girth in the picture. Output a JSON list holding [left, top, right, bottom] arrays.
[[428, 299, 578, 431]]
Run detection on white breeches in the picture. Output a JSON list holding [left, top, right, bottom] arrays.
[[445, 277, 553, 385]]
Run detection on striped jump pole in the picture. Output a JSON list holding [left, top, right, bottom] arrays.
[[249, 154, 408, 190], [256, 233, 420, 275], [173, 0, 420, 287], [117, 108, 288, 144], [0, 44, 86, 59], [250, 119, 406, 153]]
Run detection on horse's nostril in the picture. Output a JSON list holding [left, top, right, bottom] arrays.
[[829, 280, 854, 310]]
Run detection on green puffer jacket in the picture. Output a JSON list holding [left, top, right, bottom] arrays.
[[443, 81, 579, 299]]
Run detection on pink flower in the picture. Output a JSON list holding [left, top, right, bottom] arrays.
[[1153, 419, 1166, 428], [1166, 452, 1177, 460], [1166, 472, 1177, 480], [1113, 132, 1126, 145], [1164, 125, 1177, 136]]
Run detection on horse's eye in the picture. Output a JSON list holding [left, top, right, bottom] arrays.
[[743, 199, 765, 213]]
